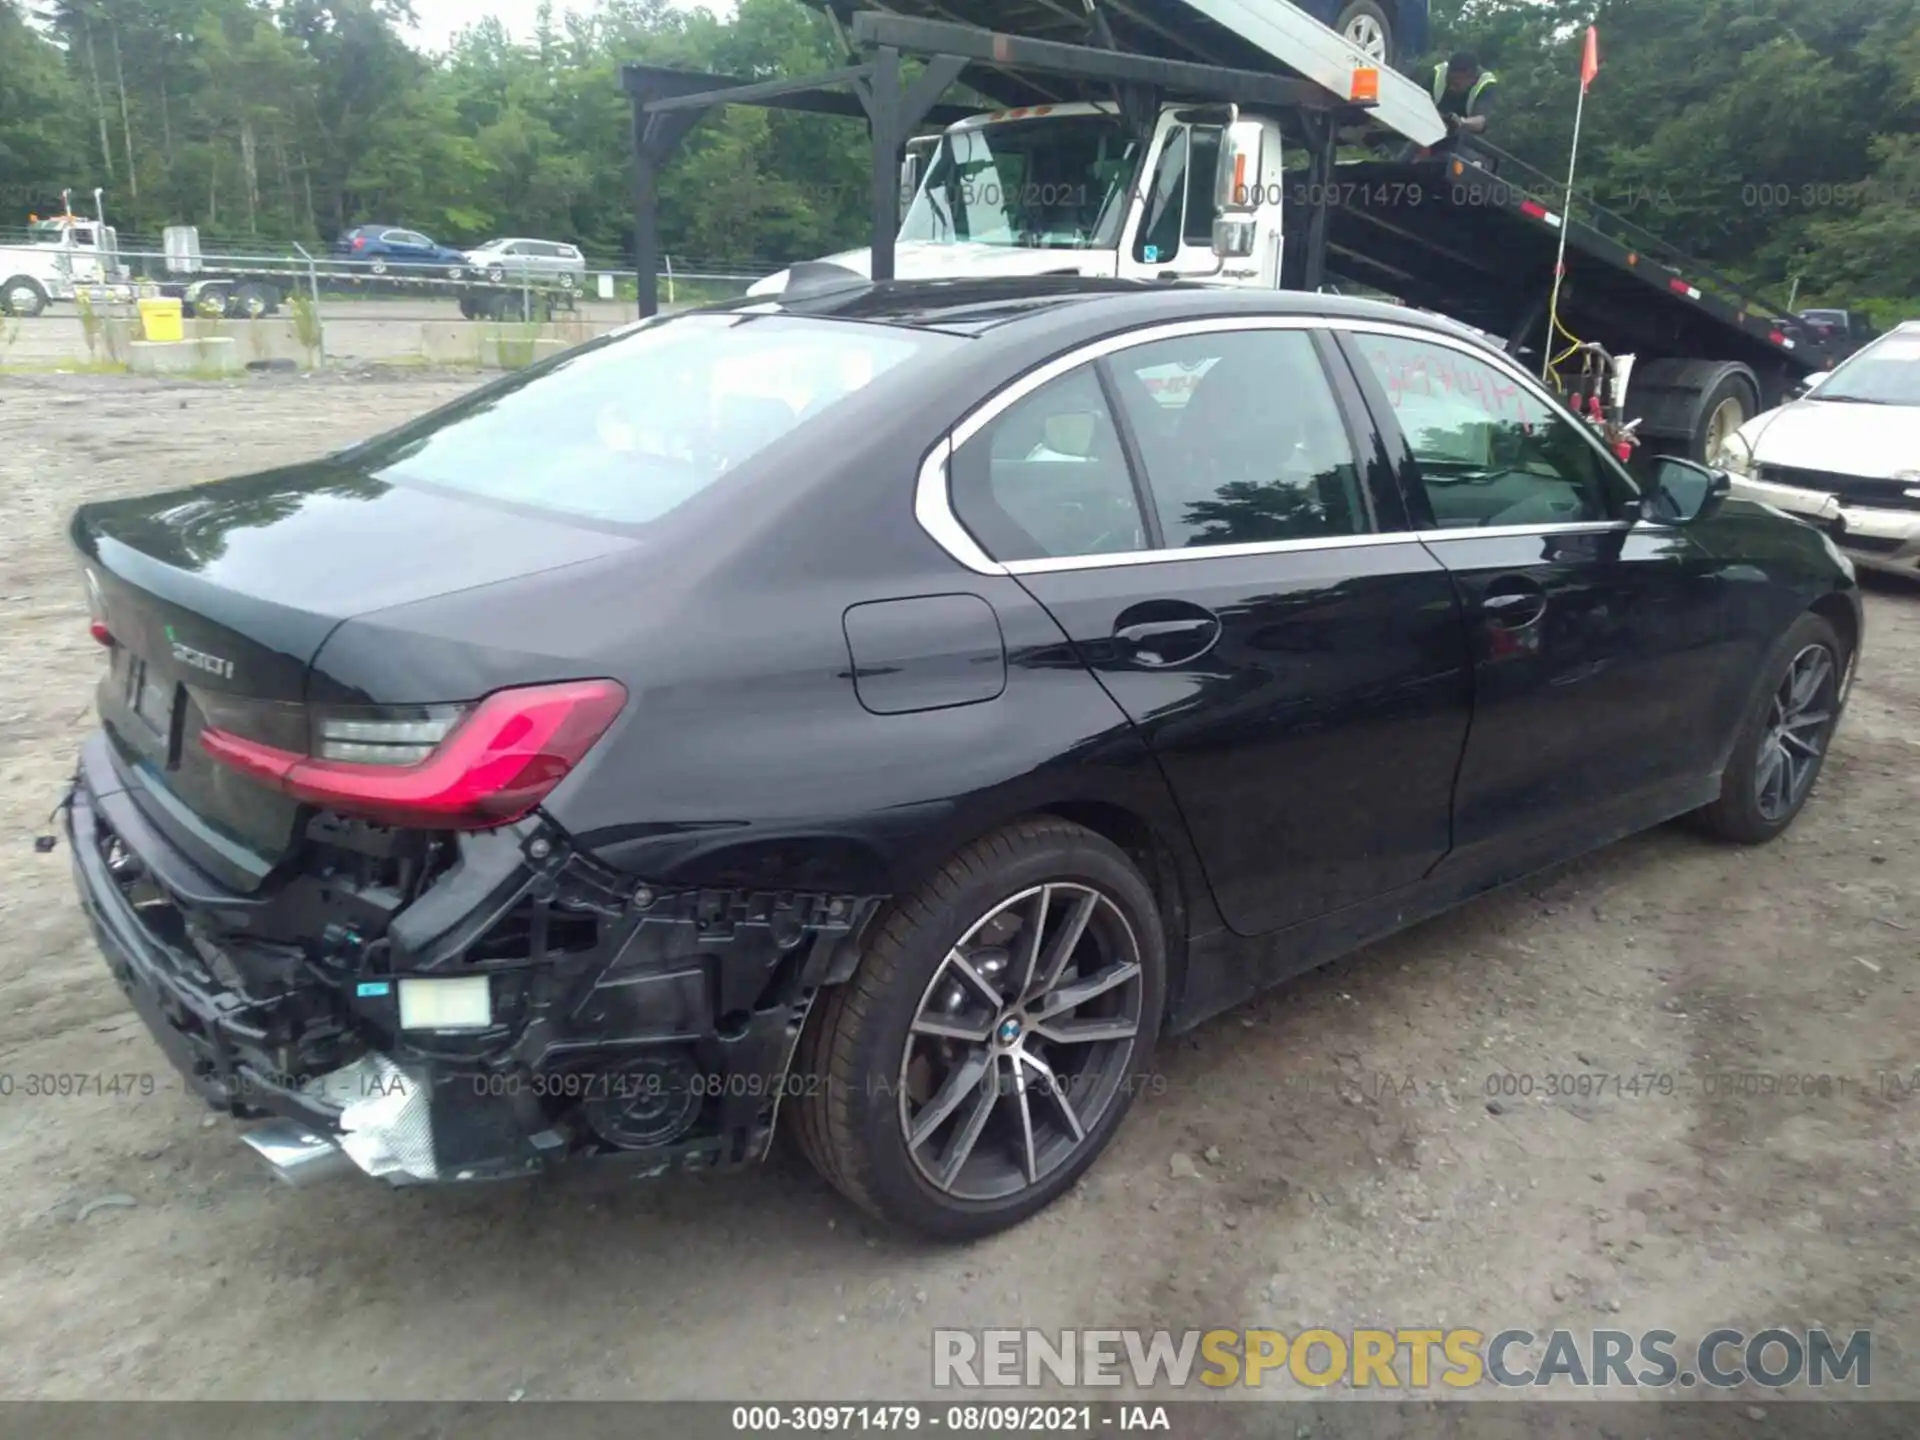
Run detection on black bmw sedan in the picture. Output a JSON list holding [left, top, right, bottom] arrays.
[[64, 277, 1861, 1239]]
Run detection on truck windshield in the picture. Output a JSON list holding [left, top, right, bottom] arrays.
[[1811, 333, 1920, 407], [899, 115, 1138, 250]]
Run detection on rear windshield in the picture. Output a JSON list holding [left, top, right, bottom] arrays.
[[349, 313, 952, 522]]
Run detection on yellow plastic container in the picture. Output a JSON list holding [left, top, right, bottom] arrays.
[[138, 296, 183, 343]]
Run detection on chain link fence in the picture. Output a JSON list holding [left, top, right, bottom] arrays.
[[0, 238, 770, 374]]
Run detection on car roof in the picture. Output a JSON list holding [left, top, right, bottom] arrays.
[[715, 275, 1496, 349]]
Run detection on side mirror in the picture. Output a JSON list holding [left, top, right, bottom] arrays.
[[1211, 118, 1265, 259], [1641, 457, 1732, 525], [1791, 371, 1826, 398], [1212, 118, 1266, 214]]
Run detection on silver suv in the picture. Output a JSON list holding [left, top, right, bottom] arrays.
[[465, 237, 587, 289]]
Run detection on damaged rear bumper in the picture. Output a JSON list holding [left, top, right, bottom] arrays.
[[65, 731, 881, 1187]]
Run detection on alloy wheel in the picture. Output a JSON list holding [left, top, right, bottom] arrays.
[[1344, 14, 1388, 62], [898, 882, 1144, 1202], [1754, 643, 1837, 821]]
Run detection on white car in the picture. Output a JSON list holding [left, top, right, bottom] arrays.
[[1717, 320, 1920, 577], [463, 237, 586, 289]]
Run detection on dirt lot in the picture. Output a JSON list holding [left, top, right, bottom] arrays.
[[0, 371, 1915, 1407]]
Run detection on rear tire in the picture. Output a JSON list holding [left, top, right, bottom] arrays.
[[1627, 359, 1760, 466], [1691, 612, 1846, 844], [791, 818, 1166, 1241], [229, 282, 276, 319]]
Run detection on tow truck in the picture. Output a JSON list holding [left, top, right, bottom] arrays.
[[619, 0, 1833, 464]]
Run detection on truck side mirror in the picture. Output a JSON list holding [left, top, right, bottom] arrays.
[[899, 152, 922, 210], [1212, 118, 1264, 214], [1211, 118, 1264, 259]]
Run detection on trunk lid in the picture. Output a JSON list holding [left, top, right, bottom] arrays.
[[75, 461, 633, 892]]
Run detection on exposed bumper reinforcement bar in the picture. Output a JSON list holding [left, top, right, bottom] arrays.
[[241, 1120, 357, 1189], [1731, 474, 1920, 574]]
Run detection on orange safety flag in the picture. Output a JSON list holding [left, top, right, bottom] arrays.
[[1581, 26, 1601, 92]]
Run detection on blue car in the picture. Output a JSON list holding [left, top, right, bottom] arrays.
[[332, 224, 470, 277], [1299, 0, 1430, 68]]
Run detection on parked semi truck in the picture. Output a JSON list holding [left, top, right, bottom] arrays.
[[1, 205, 574, 322], [0, 194, 126, 317], [695, 0, 1831, 464]]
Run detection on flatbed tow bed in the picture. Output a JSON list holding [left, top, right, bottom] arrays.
[[1315, 146, 1819, 428], [147, 235, 580, 322], [621, 2, 1833, 461]]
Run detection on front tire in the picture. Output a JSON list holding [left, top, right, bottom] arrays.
[[792, 818, 1166, 1240], [1692, 612, 1846, 844], [1, 276, 48, 318]]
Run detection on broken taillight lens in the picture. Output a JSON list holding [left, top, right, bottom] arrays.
[[83, 567, 114, 646], [200, 679, 626, 830]]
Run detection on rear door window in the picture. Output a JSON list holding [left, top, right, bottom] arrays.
[[351, 313, 954, 525], [950, 365, 1149, 561], [1106, 328, 1370, 546]]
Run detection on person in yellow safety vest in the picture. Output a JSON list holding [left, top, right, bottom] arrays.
[[1430, 51, 1497, 150]]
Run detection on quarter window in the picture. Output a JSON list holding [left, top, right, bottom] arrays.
[[1352, 334, 1631, 528], [950, 365, 1148, 562], [1107, 329, 1368, 547]]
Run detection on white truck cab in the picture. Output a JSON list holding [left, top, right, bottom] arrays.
[[1, 206, 126, 317], [751, 102, 1292, 295]]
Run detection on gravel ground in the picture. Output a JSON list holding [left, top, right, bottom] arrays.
[[0, 371, 1915, 1408]]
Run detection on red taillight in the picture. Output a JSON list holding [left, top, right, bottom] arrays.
[[200, 679, 626, 830], [89, 620, 114, 646], [351, 234, 365, 249]]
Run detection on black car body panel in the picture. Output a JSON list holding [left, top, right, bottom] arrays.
[[61, 278, 1862, 1193]]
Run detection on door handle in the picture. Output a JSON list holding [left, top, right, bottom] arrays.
[[1480, 577, 1548, 628], [1111, 603, 1222, 668], [1115, 618, 1212, 645]]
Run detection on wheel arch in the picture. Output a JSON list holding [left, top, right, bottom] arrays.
[[1809, 589, 1860, 671], [1034, 798, 1194, 1035], [799, 791, 1208, 1037]]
